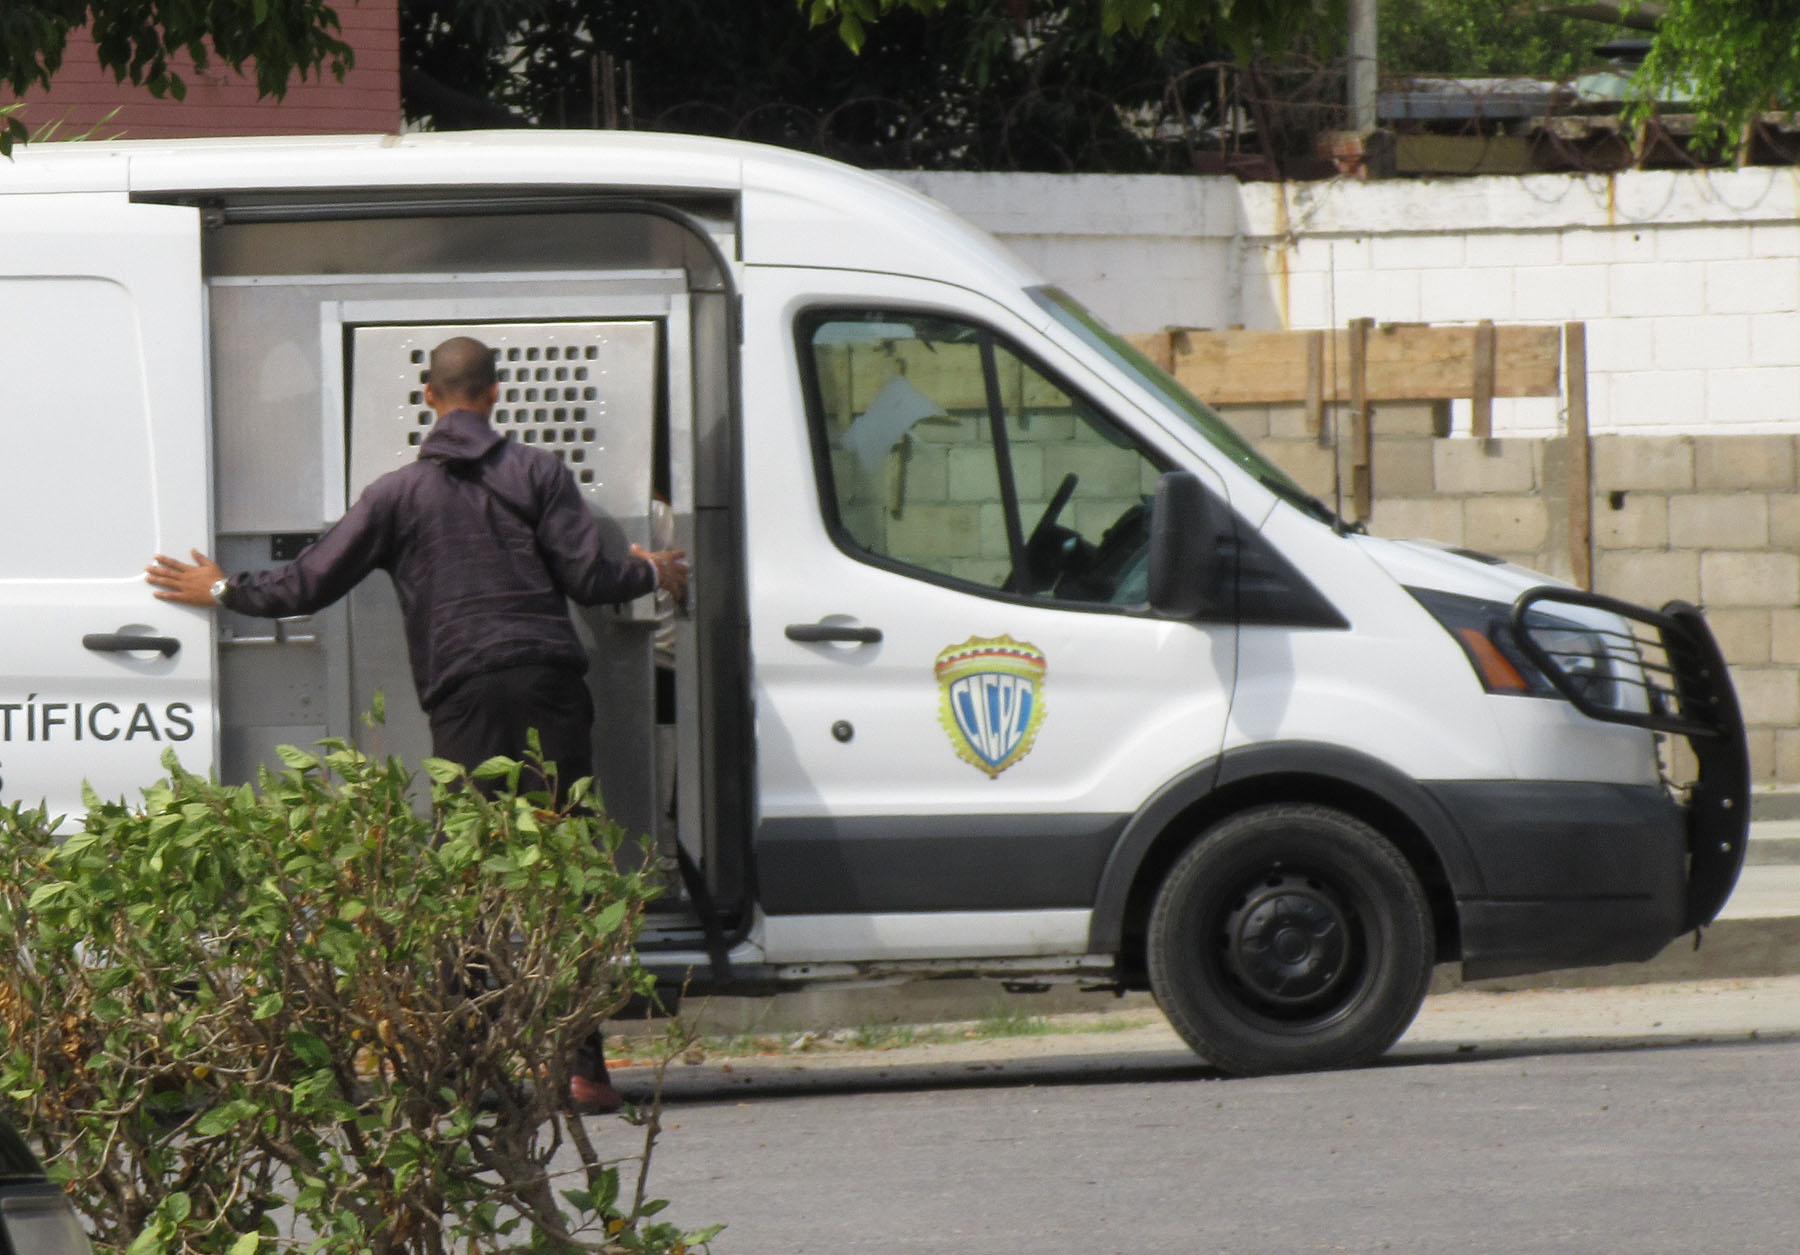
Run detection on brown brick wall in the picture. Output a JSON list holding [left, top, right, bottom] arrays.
[[2, 0, 400, 139]]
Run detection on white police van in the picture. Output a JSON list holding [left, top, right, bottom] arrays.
[[0, 133, 1748, 1074]]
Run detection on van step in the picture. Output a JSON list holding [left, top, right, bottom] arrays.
[[636, 913, 707, 947]]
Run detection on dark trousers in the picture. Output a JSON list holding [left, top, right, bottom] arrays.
[[428, 663, 609, 1082], [428, 663, 595, 804]]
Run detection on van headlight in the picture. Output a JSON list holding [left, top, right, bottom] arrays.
[[1520, 618, 1616, 708], [1407, 586, 1638, 715], [1408, 587, 1547, 695]]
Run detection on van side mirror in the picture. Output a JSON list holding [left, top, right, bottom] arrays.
[[1147, 471, 1225, 619]]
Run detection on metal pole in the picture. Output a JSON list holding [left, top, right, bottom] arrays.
[[1348, 0, 1378, 132]]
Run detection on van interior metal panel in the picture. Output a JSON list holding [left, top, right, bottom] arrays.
[[343, 318, 660, 838], [197, 203, 737, 280], [201, 206, 744, 931]]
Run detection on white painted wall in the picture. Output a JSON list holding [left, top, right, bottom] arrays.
[[893, 167, 1800, 438], [886, 171, 1244, 337]]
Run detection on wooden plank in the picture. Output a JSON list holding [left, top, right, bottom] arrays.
[[1126, 323, 1562, 405], [1471, 319, 1496, 440], [1349, 317, 1372, 522], [1566, 322, 1593, 591], [822, 322, 1561, 417], [1143, 330, 1176, 373], [1140, 328, 1300, 406]]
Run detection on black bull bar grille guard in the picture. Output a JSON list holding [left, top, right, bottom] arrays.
[[1509, 587, 1750, 932]]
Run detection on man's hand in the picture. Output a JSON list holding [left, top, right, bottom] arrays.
[[631, 544, 689, 601], [146, 549, 227, 606]]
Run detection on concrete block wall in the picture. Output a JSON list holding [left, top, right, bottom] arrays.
[[1219, 402, 1573, 581], [845, 413, 1158, 588], [1589, 434, 1800, 781], [816, 343, 1155, 590], [901, 168, 1800, 439], [1218, 407, 1800, 782], [894, 167, 1800, 781]]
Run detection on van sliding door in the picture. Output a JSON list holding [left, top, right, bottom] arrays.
[[0, 199, 216, 820]]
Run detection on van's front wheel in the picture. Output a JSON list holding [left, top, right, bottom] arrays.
[[1147, 804, 1433, 1075]]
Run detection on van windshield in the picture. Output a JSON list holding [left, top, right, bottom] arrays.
[[1029, 285, 1338, 527]]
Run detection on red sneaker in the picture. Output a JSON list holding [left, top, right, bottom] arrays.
[[569, 1073, 625, 1114]]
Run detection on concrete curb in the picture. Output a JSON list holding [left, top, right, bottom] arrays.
[[631, 976, 1800, 1099], [664, 916, 1800, 1038], [1753, 788, 1800, 821], [652, 982, 1161, 1039], [630, 976, 1800, 1103], [638, 800, 1800, 1037], [661, 911, 1800, 1035]]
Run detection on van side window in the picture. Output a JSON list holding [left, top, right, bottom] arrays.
[[804, 311, 1163, 606]]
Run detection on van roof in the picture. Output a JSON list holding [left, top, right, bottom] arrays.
[[0, 130, 1044, 292]]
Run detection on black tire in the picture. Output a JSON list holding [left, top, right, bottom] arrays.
[[1147, 803, 1434, 1076]]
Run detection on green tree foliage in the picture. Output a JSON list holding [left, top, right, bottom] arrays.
[[804, 0, 1800, 160], [1632, 0, 1800, 144], [1378, 0, 1616, 80], [800, 0, 1342, 61], [404, 0, 1236, 170], [13, 0, 1792, 169], [0, 741, 715, 1254], [0, 1, 354, 154]]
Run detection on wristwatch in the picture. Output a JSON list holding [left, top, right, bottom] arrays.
[[209, 577, 231, 607]]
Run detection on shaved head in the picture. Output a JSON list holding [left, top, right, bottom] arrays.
[[427, 336, 498, 409]]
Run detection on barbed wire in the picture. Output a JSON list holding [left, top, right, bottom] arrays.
[[600, 54, 1800, 180]]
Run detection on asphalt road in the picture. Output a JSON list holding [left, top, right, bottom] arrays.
[[575, 979, 1800, 1254]]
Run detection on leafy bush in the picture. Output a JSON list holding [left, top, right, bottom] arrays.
[[0, 740, 716, 1255]]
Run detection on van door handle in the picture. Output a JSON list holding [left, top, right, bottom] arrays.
[[785, 622, 883, 645], [83, 633, 181, 658]]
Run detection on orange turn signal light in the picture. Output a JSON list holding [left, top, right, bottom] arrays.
[[1456, 627, 1531, 693]]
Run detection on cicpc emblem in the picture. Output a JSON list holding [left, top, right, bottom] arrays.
[[934, 636, 1047, 778]]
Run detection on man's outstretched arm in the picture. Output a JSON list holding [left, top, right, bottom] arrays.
[[145, 495, 389, 616], [535, 465, 687, 605], [145, 549, 228, 606]]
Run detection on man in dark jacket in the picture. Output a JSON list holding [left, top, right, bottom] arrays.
[[146, 335, 686, 1113]]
